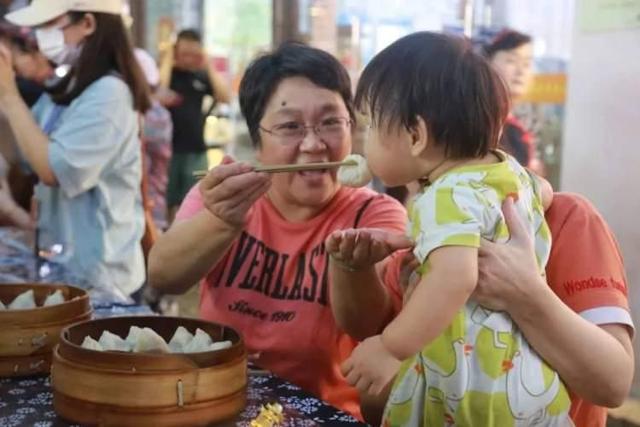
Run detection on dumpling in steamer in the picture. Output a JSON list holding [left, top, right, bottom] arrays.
[[98, 331, 132, 352], [168, 326, 194, 353], [337, 154, 372, 188], [183, 328, 213, 353], [8, 289, 36, 310], [125, 326, 143, 349], [133, 327, 170, 353], [208, 341, 233, 352], [81, 336, 104, 351], [43, 290, 65, 306]]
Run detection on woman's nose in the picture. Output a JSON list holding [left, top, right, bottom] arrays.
[[299, 129, 326, 152]]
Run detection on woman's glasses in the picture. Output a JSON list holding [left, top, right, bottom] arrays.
[[259, 117, 352, 144]]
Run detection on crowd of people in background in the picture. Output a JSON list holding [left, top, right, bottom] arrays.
[[0, 12, 545, 244]]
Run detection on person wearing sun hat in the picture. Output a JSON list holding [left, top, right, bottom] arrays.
[[0, 0, 152, 301], [5, 0, 123, 27]]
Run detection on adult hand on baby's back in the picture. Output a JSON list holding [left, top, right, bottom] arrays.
[[325, 228, 413, 272], [476, 197, 543, 311], [199, 155, 271, 229]]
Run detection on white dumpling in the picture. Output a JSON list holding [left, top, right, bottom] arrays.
[[43, 290, 65, 306], [125, 326, 143, 349], [183, 328, 213, 353], [168, 326, 194, 353], [133, 327, 170, 353], [98, 330, 132, 352], [337, 154, 372, 188], [8, 289, 36, 310], [81, 336, 104, 351], [208, 340, 233, 352]]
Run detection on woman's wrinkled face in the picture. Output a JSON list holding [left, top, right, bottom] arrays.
[[256, 76, 352, 210], [490, 43, 534, 99]]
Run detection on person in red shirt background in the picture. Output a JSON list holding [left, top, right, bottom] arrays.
[[476, 193, 634, 427], [484, 29, 545, 175]]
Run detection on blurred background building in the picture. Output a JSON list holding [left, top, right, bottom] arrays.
[[120, 0, 576, 187]]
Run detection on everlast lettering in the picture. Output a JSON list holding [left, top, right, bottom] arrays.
[[223, 232, 330, 306]]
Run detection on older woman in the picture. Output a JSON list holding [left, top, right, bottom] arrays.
[[148, 43, 408, 419]]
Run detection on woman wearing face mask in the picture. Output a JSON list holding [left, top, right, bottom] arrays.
[[0, 0, 150, 300]]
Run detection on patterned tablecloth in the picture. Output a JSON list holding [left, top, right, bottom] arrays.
[[0, 373, 364, 427], [0, 227, 367, 426]]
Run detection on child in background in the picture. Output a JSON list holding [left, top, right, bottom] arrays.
[[331, 32, 569, 426]]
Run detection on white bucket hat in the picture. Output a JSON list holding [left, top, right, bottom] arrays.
[[6, 0, 124, 27]]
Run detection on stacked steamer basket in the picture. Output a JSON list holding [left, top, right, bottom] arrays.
[[51, 316, 248, 427], [0, 283, 92, 377]]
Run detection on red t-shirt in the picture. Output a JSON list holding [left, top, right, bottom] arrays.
[[545, 192, 633, 427], [176, 185, 407, 419], [382, 192, 633, 427]]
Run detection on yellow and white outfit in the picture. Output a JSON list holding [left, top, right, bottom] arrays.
[[383, 153, 572, 426]]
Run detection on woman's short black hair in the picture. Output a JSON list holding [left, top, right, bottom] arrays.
[[483, 29, 532, 59], [239, 42, 355, 147], [355, 31, 509, 159]]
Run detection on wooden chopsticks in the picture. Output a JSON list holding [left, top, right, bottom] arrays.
[[193, 160, 355, 179]]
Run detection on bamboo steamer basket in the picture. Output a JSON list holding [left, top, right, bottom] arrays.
[[51, 316, 248, 426], [0, 283, 92, 377]]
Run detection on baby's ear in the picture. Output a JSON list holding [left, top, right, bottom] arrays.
[[409, 116, 430, 157]]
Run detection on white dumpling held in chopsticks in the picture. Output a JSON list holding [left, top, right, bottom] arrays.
[[337, 154, 372, 188]]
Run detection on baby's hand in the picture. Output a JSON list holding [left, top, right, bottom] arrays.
[[325, 228, 413, 272], [341, 335, 401, 395]]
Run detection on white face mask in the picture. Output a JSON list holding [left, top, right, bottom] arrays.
[[35, 26, 82, 66]]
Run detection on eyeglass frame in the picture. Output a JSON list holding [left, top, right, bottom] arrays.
[[258, 116, 353, 144]]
